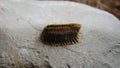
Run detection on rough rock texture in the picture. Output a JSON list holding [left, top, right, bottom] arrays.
[[0, 0, 120, 68]]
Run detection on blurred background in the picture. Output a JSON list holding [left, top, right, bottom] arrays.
[[67, 0, 120, 19]]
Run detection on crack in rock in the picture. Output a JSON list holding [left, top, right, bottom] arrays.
[[64, 47, 81, 54], [66, 64, 71, 68]]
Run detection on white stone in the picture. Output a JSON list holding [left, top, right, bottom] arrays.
[[0, 0, 120, 68]]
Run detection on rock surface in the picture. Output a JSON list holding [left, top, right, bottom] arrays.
[[0, 0, 120, 68]]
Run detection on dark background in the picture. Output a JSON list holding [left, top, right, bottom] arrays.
[[69, 0, 120, 19]]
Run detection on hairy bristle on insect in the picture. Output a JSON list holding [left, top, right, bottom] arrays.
[[40, 23, 81, 46]]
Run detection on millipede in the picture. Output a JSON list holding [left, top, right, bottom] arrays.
[[40, 23, 82, 46]]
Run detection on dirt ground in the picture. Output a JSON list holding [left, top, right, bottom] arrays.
[[69, 0, 120, 19]]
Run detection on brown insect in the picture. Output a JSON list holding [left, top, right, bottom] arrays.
[[40, 23, 81, 46]]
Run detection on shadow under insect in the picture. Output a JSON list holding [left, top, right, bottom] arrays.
[[40, 23, 82, 46]]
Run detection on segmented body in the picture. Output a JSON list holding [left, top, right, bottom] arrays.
[[40, 23, 81, 46]]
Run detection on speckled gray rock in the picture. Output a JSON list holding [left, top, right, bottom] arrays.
[[0, 0, 120, 68]]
